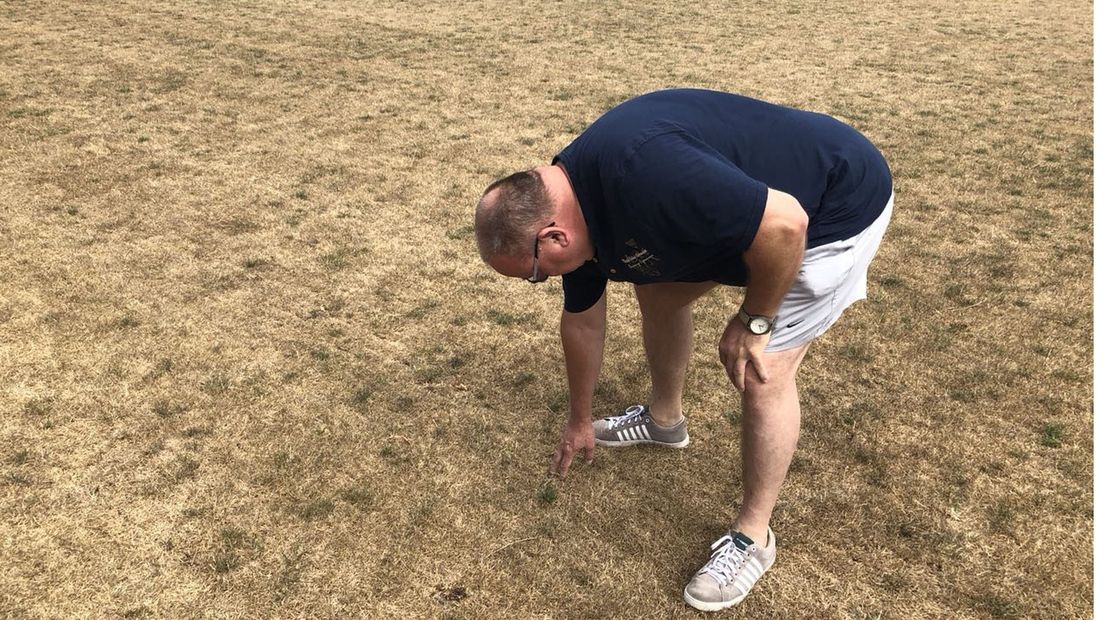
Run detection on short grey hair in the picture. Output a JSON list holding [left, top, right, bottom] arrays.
[[474, 169, 554, 262]]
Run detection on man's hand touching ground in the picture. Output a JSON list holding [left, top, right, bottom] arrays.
[[549, 417, 595, 478], [719, 315, 771, 392]]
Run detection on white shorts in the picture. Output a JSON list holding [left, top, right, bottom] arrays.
[[765, 194, 894, 353]]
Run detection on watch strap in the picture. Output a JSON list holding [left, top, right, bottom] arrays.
[[737, 306, 775, 334]]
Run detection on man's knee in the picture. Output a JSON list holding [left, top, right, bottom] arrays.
[[744, 344, 811, 397], [744, 371, 795, 400]]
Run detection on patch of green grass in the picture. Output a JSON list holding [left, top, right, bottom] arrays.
[[144, 358, 173, 382], [988, 263, 1015, 280], [220, 527, 254, 549], [242, 257, 267, 269], [981, 461, 1006, 475], [171, 455, 200, 481], [320, 248, 351, 270], [121, 605, 151, 619], [273, 450, 291, 468], [297, 498, 335, 521], [415, 365, 444, 383], [202, 373, 231, 395], [22, 399, 52, 417], [406, 300, 440, 318], [113, 313, 139, 328], [948, 388, 978, 404], [143, 439, 165, 457], [152, 399, 188, 418], [221, 218, 260, 234], [943, 283, 970, 304], [213, 551, 240, 574], [721, 409, 741, 429], [840, 343, 872, 363], [988, 499, 1015, 535], [446, 224, 474, 240], [1041, 422, 1063, 448], [975, 593, 1019, 618], [182, 426, 210, 438], [310, 348, 330, 361], [1051, 369, 1083, 383], [11, 450, 29, 465], [5, 472, 31, 486], [512, 372, 536, 387], [339, 485, 373, 508], [538, 481, 557, 504], [211, 526, 259, 575], [8, 106, 50, 118], [487, 309, 532, 326], [350, 385, 376, 409], [409, 497, 436, 525], [275, 547, 308, 600], [434, 584, 469, 603]]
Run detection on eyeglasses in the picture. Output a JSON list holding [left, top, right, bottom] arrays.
[[526, 221, 555, 284]]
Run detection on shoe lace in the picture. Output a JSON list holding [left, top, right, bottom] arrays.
[[605, 404, 647, 429], [701, 540, 749, 586]]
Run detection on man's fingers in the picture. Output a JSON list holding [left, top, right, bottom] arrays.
[[751, 355, 770, 384], [583, 445, 595, 465], [555, 442, 576, 478], [557, 448, 575, 478], [722, 354, 742, 392], [548, 447, 563, 475]]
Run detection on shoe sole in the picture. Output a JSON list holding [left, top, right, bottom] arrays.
[[594, 437, 689, 448], [682, 588, 749, 612]]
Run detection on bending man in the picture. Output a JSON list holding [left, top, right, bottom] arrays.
[[474, 88, 893, 612]]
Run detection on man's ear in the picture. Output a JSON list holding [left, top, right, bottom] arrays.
[[549, 227, 570, 248]]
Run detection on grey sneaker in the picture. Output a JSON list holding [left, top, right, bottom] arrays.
[[683, 529, 776, 612], [592, 404, 689, 448]]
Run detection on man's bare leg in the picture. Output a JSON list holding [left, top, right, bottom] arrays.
[[633, 282, 718, 426], [731, 343, 810, 546]]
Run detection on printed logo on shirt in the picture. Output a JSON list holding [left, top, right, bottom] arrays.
[[621, 239, 662, 276]]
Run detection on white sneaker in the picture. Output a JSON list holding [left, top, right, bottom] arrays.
[[683, 529, 776, 612]]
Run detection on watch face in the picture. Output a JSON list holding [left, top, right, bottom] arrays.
[[749, 317, 771, 334]]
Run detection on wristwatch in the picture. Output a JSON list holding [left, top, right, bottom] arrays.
[[737, 307, 775, 335]]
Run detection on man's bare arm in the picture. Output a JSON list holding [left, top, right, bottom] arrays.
[[550, 290, 607, 477], [719, 188, 808, 391]]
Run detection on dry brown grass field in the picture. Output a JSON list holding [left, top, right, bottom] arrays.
[[0, 0, 1092, 618]]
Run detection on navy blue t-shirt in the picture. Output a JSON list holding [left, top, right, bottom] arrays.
[[553, 88, 893, 313]]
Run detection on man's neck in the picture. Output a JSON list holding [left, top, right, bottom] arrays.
[[545, 163, 595, 262]]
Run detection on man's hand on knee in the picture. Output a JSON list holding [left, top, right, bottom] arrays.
[[719, 315, 770, 392]]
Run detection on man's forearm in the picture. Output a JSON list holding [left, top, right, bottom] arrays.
[[559, 295, 607, 423]]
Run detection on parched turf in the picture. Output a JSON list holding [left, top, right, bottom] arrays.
[[0, 1, 1091, 618]]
